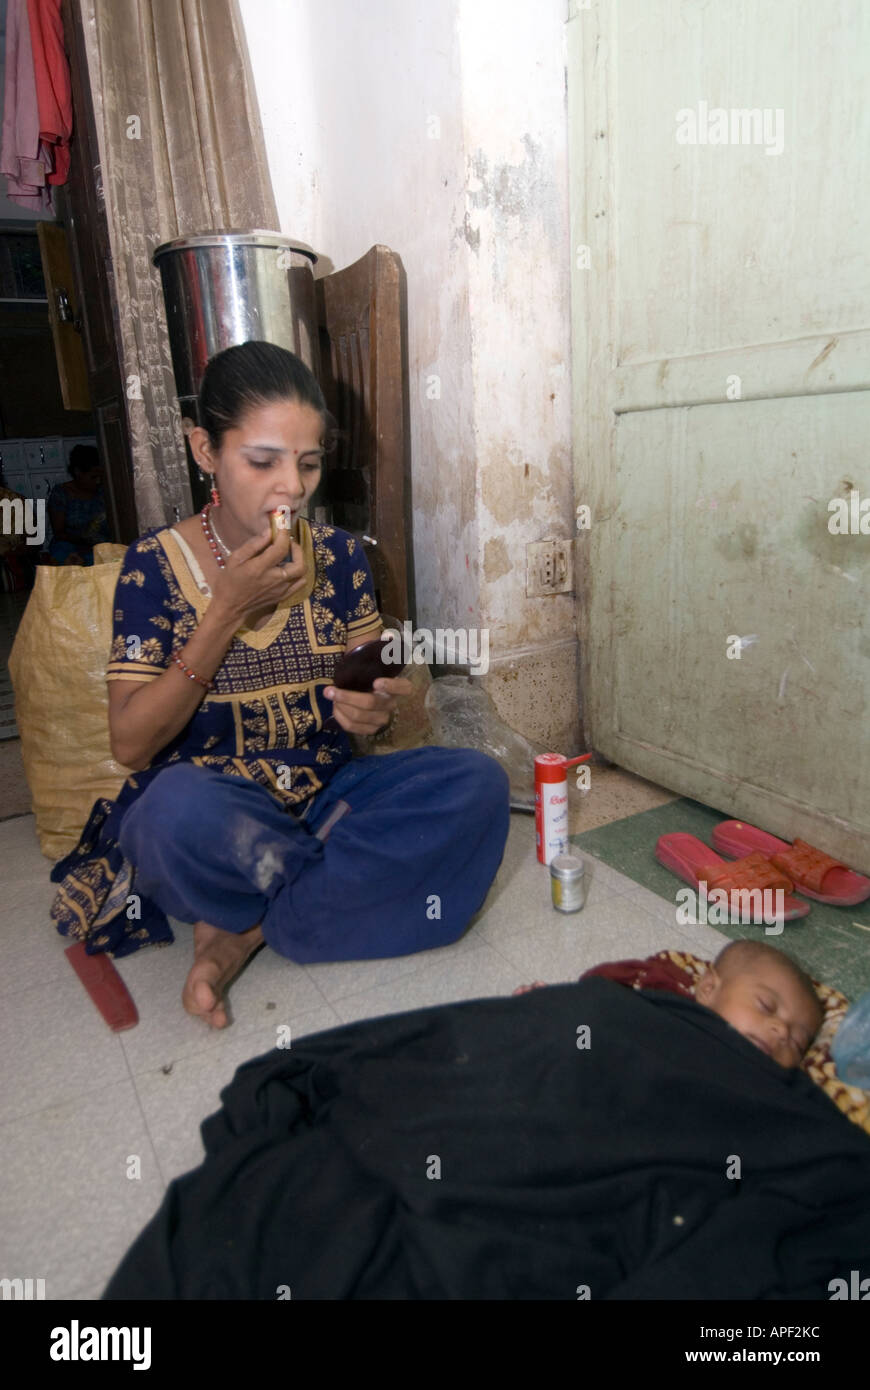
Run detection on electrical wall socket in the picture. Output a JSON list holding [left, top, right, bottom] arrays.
[[526, 539, 573, 596]]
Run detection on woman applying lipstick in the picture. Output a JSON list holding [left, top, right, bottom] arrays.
[[49, 342, 509, 1027]]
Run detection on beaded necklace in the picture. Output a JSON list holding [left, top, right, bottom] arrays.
[[200, 504, 230, 568]]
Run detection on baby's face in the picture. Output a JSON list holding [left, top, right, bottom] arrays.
[[696, 959, 822, 1068]]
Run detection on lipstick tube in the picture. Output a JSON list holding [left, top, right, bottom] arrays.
[[269, 506, 299, 547]]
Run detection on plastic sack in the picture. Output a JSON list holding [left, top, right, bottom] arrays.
[[8, 543, 130, 860], [424, 674, 542, 810], [833, 991, 870, 1089]]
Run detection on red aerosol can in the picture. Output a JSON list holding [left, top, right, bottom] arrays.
[[535, 753, 592, 865]]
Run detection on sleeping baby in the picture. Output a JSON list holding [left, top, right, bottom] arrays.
[[515, 939, 824, 1069]]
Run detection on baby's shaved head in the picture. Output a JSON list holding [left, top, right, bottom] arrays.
[[695, 939, 824, 1067], [714, 941, 821, 1018]]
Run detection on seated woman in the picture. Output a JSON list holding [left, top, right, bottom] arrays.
[[50, 341, 510, 1025], [47, 444, 111, 565]]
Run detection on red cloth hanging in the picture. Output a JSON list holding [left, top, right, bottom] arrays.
[[26, 0, 72, 186]]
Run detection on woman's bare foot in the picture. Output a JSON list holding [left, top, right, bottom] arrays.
[[512, 981, 549, 996], [182, 919, 265, 1028]]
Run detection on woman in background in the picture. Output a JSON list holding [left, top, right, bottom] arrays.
[[47, 444, 110, 565]]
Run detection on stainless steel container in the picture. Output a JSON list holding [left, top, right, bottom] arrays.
[[550, 854, 587, 913], [152, 230, 320, 425]]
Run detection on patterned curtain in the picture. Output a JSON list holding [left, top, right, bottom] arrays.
[[76, 0, 279, 528]]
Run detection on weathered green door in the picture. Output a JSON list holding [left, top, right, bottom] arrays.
[[568, 0, 870, 869]]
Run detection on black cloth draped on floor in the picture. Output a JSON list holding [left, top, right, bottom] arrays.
[[104, 978, 870, 1300]]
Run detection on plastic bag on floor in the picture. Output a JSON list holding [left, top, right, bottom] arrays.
[[424, 675, 542, 810]]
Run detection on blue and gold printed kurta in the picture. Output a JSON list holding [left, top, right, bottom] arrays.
[[49, 519, 382, 956]]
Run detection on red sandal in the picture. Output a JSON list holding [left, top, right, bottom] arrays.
[[711, 821, 870, 906], [655, 833, 810, 920]]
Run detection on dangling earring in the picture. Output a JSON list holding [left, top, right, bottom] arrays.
[[199, 468, 220, 507]]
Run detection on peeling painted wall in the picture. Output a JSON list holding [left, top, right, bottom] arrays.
[[238, 0, 579, 748]]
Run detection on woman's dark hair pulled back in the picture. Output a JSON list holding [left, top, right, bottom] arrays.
[[198, 340, 335, 450]]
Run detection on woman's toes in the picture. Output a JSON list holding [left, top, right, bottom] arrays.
[[192, 976, 217, 1013], [183, 965, 223, 1022]]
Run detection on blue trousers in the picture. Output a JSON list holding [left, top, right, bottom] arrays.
[[117, 747, 510, 963]]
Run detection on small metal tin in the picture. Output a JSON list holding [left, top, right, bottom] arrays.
[[549, 853, 587, 913]]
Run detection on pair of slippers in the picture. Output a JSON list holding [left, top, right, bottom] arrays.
[[657, 821, 870, 922]]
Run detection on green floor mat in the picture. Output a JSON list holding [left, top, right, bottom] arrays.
[[571, 796, 870, 999]]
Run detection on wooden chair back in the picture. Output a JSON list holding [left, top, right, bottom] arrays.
[[316, 245, 414, 622]]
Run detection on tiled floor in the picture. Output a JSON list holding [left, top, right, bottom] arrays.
[[0, 779, 728, 1302]]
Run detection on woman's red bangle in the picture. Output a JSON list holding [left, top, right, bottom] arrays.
[[170, 651, 213, 691]]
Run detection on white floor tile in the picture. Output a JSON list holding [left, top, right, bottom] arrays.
[[614, 882, 682, 925], [472, 857, 624, 948], [0, 813, 54, 884], [331, 943, 520, 1025], [0, 970, 130, 1125], [490, 894, 683, 985], [615, 884, 779, 962], [130, 1004, 341, 1185], [114, 927, 327, 1076], [0, 876, 76, 1000], [303, 922, 480, 1004], [0, 1079, 165, 1301]]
